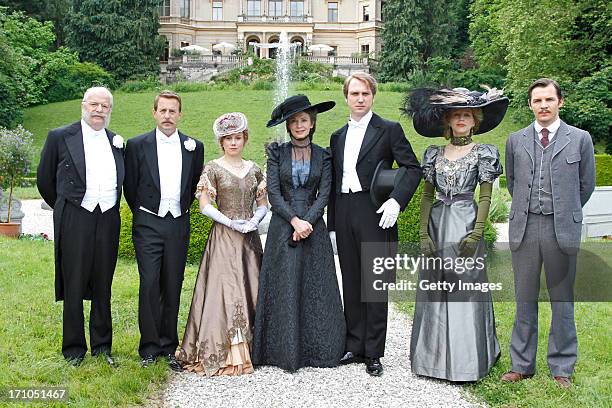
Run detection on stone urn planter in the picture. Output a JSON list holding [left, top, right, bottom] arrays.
[[582, 186, 612, 238], [0, 125, 34, 238]]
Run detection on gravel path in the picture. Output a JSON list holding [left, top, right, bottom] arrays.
[[20, 199, 54, 240], [18, 200, 484, 407], [161, 303, 482, 408]]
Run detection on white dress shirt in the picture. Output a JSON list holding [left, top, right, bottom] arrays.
[[535, 117, 561, 142], [140, 129, 183, 218], [80, 120, 117, 213], [341, 110, 373, 193]]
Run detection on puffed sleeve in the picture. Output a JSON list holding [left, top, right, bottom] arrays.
[[421, 145, 440, 185], [253, 163, 267, 200], [477, 144, 503, 183], [195, 163, 217, 201]]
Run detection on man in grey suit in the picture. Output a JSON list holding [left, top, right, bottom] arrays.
[[502, 78, 595, 388]]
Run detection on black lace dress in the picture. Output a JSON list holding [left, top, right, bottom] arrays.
[[252, 142, 346, 371]]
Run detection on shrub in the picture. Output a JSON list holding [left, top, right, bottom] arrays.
[[562, 67, 612, 153], [488, 187, 510, 223], [595, 154, 612, 186], [293, 60, 332, 81], [118, 76, 161, 93], [45, 61, 114, 103], [0, 72, 23, 128], [118, 200, 213, 265]]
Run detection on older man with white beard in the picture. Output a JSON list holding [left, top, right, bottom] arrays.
[[37, 87, 125, 367]]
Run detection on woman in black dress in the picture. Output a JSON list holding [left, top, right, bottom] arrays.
[[252, 95, 346, 371]]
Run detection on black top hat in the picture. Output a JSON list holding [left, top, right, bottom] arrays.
[[370, 160, 408, 208], [402, 86, 509, 138], [267, 94, 335, 128]]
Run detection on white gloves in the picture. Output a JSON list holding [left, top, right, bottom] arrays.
[[244, 205, 268, 233], [376, 198, 400, 229], [201, 204, 247, 232], [329, 231, 338, 255], [201, 204, 266, 234]]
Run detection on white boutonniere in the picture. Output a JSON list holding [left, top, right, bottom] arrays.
[[112, 135, 124, 149], [184, 138, 196, 152]]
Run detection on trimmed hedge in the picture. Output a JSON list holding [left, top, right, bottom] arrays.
[[595, 154, 612, 186], [118, 200, 213, 265], [118, 182, 497, 266]]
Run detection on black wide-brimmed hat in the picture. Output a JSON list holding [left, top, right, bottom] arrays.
[[402, 86, 509, 138], [267, 94, 335, 128], [370, 160, 408, 208]]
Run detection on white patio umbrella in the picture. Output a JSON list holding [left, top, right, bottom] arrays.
[[180, 44, 210, 53], [309, 44, 333, 55], [212, 42, 236, 54]]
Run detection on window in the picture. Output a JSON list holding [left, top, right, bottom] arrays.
[[290, 0, 304, 17], [330, 46, 338, 56], [363, 5, 369, 22], [380, 1, 386, 21], [247, 0, 261, 16], [160, 39, 169, 62], [180, 0, 190, 19], [328, 2, 338, 22], [212, 1, 223, 20], [160, 0, 171, 17], [180, 41, 190, 48], [361, 44, 370, 57], [269, 0, 282, 17]]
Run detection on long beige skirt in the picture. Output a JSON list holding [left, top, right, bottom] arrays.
[[176, 223, 262, 376]]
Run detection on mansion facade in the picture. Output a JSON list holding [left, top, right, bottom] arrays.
[[159, 0, 384, 59]]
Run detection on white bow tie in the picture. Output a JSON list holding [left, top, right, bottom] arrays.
[[348, 121, 367, 130], [93, 130, 106, 138], [159, 136, 179, 144]]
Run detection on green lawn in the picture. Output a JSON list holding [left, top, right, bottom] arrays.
[[0, 236, 199, 407], [20, 87, 526, 201], [396, 249, 612, 408], [23, 87, 527, 172], [1, 236, 610, 407]]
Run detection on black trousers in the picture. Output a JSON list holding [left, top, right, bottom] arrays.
[[132, 210, 190, 358], [60, 202, 119, 360], [335, 192, 397, 358]]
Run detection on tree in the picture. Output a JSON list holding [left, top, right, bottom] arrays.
[[468, 0, 507, 72], [66, 0, 165, 82], [378, 0, 459, 82], [0, 0, 70, 47]]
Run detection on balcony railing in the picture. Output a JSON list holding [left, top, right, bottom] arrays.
[[240, 14, 309, 23], [301, 55, 368, 66]]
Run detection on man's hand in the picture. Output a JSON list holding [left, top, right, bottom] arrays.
[[376, 198, 400, 229]]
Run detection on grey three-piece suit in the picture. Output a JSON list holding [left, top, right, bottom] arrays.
[[505, 120, 595, 376]]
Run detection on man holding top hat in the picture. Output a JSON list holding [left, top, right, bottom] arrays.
[[328, 72, 422, 376]]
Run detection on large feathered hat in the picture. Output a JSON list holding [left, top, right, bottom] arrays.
[[402, 86, 509, 137]]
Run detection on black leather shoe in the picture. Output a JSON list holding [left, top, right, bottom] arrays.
[[165, 354, 183, 372], [365, 358, 383, 376], [101, 354, 117, 368], [141, 355, 157, 368], [66, 356, 84, 367], [339, 351, 364, 365]]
